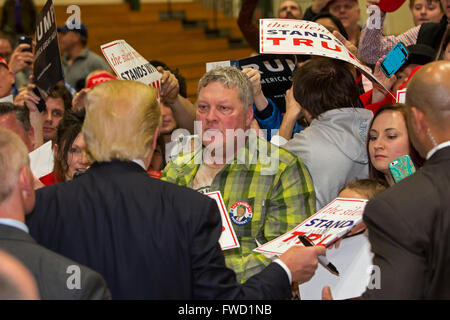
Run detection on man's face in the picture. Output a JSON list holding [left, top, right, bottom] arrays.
[[0, 39, 12, 63], [160, 101, 177, 135], [278, 1, 303, 19], [196, 81, 253, 152], [329, 0, 360, 29], [0, 65, 14, 98], [0, 113, 34, 151], [58, 31, 79, 52], [42, 97, 65, 142]]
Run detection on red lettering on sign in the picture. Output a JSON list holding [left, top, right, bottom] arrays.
[[316, 234, 333, 246], [321, 41, 342, 52], [293, 38, 314, 47], [283, 231, 306, 242], [267, 37, 286, 45]]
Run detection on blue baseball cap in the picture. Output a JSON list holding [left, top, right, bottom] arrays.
[[57, 23, 88, 38]]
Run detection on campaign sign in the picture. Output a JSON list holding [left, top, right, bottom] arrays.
[[396, 88, 407, 103], [206, 54, 296, 113], [33, 0, 64, 93], [259, 19, 391, 97], [101, 40, 162, 100], [254, 198, 367, 257], [206, 191, 240, 251]]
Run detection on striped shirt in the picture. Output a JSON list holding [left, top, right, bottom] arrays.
[[359, 11, 420, 65]]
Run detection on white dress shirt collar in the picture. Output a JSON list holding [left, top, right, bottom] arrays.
[[426, 141, 450, 160], [0, 218, 29, 233]]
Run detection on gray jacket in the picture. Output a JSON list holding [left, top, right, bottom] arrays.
[[279, 108, 373, 210]]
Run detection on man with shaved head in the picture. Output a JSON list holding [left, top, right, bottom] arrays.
[[357, 61, 450, 299]]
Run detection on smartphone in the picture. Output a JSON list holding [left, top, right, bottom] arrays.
[[18, 35, 33, 52], [389, 155, 416, 183], [380, 42, 409, 78]]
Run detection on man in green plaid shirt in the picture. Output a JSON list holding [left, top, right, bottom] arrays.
[[162, 67, 315, 283]]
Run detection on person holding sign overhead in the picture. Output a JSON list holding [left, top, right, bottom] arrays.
[[271, 58, 373, 210]]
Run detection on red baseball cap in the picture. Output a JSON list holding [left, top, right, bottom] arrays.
[[377, 0, 406, 12], [86, 72, 116, 89]]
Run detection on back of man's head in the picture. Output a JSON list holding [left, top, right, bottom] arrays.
[[83, 80, 161, 162], [406, 60, 450, 130], [0, 128, 29, 204], [0, 102, 34, 151], [0, 250, 39, 300], [293, 57, 358, 119]]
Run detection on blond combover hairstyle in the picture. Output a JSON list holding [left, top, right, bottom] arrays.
[[0, 128, 29, 203], [83, 80, 161, 162]]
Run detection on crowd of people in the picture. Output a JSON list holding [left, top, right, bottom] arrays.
[[0, 0, 449, 300]]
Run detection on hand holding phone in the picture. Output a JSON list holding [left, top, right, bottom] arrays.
[[389, 154, 416, 183], [18, 36, 33, 53], [380, 42, 409, 78]]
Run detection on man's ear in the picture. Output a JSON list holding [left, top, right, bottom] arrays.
[[410, 106, 426, 135], [18, 166, 33, 200], [303, 109, 313, 124], [245, 105, 254, 127]]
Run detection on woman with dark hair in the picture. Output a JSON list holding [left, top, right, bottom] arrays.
[[367, 103, 424, 186], [40, 109, 89, 185]]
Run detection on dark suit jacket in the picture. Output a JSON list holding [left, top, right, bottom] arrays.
[[27, 161, 291, 299], [0, 224, 111, 300], [362, 146, 450, 299]]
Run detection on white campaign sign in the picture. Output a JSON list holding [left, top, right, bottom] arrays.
[[206, 191, 240, 251], [299, 233, 374, 300], [254, 198, 367, 257], [100, 40, 161, 99], [259, 19, 392, 97]]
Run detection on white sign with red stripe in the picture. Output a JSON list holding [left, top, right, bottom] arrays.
[[259, 19, 392, 98], [254, 198, 368, 257], [100, 40, 161, 100], [206, 191, 240, 251]]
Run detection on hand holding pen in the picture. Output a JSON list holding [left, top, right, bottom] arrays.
[[298, 235, 340, 276]]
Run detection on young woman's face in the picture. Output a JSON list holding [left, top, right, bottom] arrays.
[[368, 110, 411, 176], [65, 133, 89, 180], [411, 0, 444, 26]]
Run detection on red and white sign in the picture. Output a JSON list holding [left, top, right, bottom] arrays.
[[259, 19, 391, 97], [100, 40, 162, 100], [254, 198, 368, 257], [206, 191, 240, 251], [396, 88, 407, 104]]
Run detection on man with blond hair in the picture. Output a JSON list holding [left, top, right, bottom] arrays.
[[0, 128, 110, 299], [27, 79, 325, 300]]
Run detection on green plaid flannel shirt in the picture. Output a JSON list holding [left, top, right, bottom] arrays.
[[161, 136, 316, 283]]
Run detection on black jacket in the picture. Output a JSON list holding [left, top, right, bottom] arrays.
[[27, 161, 291, 299]]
